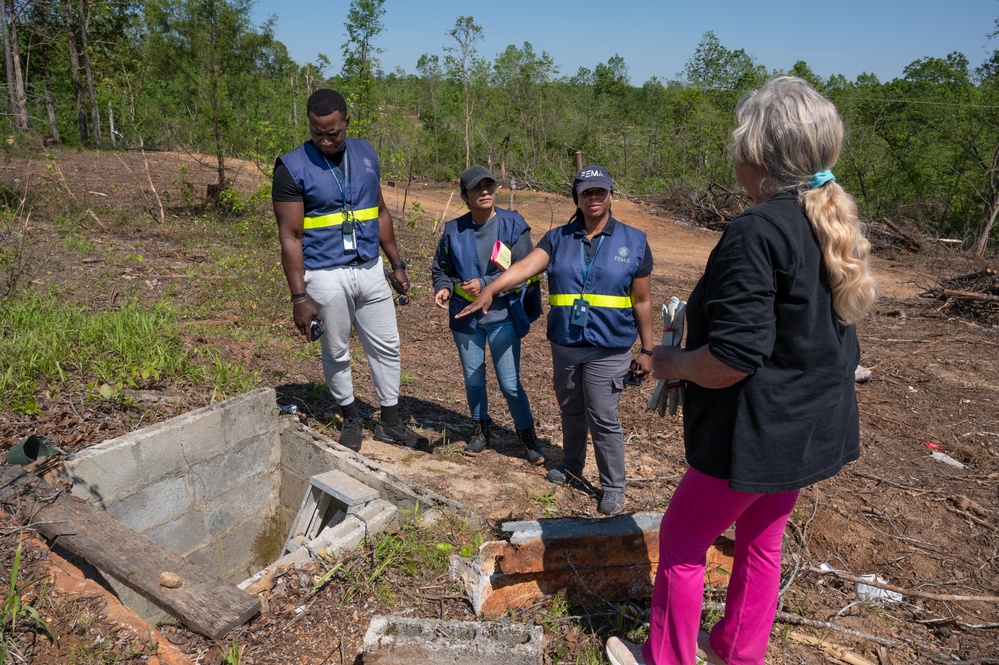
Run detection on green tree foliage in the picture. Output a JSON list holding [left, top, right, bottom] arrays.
[[143, 0, 293, 188], [341, 0, 385, 135], [2, 4, 998, 253], [444, 15, 485, 169]]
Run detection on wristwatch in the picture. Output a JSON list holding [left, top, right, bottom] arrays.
[[391, 260, 407, 271]]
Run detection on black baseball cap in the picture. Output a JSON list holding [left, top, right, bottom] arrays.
[[572, 165, 614, 202], [460, 165, 495, 192]]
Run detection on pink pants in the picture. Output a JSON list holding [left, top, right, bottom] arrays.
[[642, 468, 799, 665]]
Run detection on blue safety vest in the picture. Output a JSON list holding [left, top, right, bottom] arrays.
[[443, 208, 540, 334], [278, 137, 382, 270], [545, 218, 646, 348]]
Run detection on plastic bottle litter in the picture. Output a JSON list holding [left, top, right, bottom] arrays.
[[854, 574, 903, 605], [930, 451, 965, 469], [278, 404, 299, 415]]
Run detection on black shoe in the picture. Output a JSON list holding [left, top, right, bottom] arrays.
[[546, 467, 598, 495], [339, 416, 363, 452], [598, 492, 625, 516], [463, 419, 491, 456], [373, 419, 429, 451], [516, 425, 545, 466]]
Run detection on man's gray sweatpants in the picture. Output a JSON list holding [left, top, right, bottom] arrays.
[[305, 258, 400, 407], [550, 342, 630, 497]]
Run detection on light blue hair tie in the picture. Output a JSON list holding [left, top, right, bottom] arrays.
[[808, 170, 835, 189]]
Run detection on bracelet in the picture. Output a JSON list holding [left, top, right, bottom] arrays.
[[640, 348, 653, 357], [290, 292, 306, 301], [391, 260, 407, 270]]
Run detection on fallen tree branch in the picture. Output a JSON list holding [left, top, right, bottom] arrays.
[[941, 289, 999, 303], [703, 602, 902, 647], [787, 632, 876, 665], [804, 568, 999, 603]]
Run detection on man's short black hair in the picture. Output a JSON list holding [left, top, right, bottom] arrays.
[[307, 89, 348, 118]]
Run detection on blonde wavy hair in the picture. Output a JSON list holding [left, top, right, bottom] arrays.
[[732, 76, 879, 326]]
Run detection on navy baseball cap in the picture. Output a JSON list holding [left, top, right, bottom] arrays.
[[572, 165, 614, 202], [460, 165, 495, 192]]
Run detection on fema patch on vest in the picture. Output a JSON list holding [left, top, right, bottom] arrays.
[[364, 157, 375, 173], [614, 246, 631, 263]]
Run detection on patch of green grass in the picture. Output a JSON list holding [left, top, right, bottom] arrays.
[[62, 233, 96, 255], [0, 294, 258, 413]]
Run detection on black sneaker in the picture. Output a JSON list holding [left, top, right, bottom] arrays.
[[373, 419, 429, 451], [339, 416, 363, 452], [546, 467, 599, 495], [598, 493, 625, 516]]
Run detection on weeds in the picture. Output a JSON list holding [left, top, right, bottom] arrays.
[[221, 635, 242, 664], [0, 188, 31, 305], [532, 486, 559, 517], [0, 294, 258, 414], [1, 536, 57, 662]]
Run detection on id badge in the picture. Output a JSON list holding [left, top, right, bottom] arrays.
[[342, 225, 356, 252], [570, 297, 589, 327]]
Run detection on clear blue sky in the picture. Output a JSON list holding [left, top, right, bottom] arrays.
[[251, 0, 997, 85]]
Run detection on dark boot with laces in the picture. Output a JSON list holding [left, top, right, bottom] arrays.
[[463, 419, 491, 455], [517, 426, 546, 466]]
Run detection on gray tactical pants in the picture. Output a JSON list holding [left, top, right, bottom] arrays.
[[550, 342, 630, 497]]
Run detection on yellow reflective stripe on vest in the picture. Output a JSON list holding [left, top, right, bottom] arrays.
[[549, 293, 633, 308], [302, 206, 380, 230], [453, 274, 540, 302]]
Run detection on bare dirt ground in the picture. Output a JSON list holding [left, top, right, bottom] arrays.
[[1, 147, 997, 664]]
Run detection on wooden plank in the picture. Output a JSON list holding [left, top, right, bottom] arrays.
[[0, 468, 260, 639]]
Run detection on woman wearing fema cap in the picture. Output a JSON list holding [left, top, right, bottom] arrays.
[[457, 164, 654, 516], [605, 77, 879, 665]]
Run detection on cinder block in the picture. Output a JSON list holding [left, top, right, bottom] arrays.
[[355, 498, 399, 535], [187, 543, 221, 578], [311, 515, 366, 557], [192, 433, 279, 503], [144, 509, 209, 558], [362, 615, 544, 665], [204, 478, 276, 538], [309, 470, 380, 510], [279, 426, 337, 478], [280, 469, 310, 516], [65, 440, 142, 507], [146, 404, 226, 468], [220, 388, 280, 448], [218, 516, 273, 583], [104, 475, 192, 532]]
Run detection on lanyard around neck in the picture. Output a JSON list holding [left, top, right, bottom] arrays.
[[323, 149, 350, 208], [579, 233, 606, 289]]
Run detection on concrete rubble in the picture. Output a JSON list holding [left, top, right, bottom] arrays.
[[450, 512, 734, 615], [362, 615, 544, 665]]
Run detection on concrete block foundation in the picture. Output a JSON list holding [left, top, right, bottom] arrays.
[[362, 615, 544, 665], [451, 512, 735, 615]]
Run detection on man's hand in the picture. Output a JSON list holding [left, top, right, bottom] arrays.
[[434, 288, 451, 309], [393, 266, 411, 293], [292, 300, 320, 339]]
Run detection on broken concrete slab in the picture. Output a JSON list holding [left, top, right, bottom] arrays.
[[451, 512, 734, 615], [362, 614, 544, 665]]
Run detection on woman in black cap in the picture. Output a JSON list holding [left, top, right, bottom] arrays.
[[431, 165, 546, 464], [458, 165, 654, 515]]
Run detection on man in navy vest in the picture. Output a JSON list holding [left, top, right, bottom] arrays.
[[272, 88, 427, 452]]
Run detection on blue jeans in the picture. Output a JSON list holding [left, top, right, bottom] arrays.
[[452, 319, 534, 430]]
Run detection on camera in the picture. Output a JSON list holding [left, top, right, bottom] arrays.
[[310, 319, 324, 342]]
